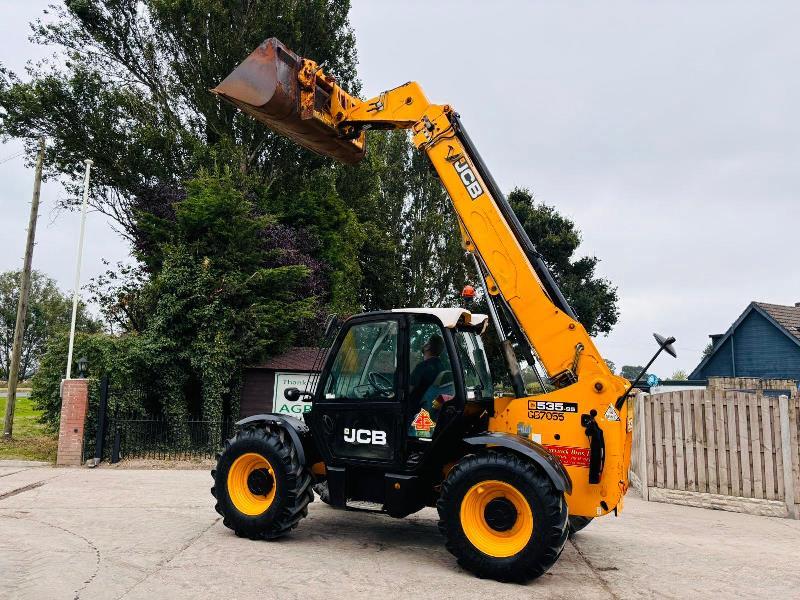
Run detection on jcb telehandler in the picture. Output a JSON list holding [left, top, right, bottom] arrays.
[[210, 38, 675, 582]]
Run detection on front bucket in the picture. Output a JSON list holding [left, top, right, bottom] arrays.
[[212, 38, 366, 164]]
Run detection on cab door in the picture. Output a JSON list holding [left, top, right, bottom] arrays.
[[309, 315, 406, 466]]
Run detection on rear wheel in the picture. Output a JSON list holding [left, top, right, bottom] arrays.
[[211, 425, 313, 539], [437, 451, 568, 582]]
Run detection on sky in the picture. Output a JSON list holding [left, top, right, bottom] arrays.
[[2, 1, 799, 377]]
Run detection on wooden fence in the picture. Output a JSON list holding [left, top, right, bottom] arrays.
[[631, 389, 800, 518]]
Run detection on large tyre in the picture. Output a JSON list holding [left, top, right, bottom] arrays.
[[211, 425, 313, 539], [568, 515, 593, 537], [437, 451, 568, 582]]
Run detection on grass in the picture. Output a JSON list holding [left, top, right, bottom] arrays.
[[0, 394, 57, 462]]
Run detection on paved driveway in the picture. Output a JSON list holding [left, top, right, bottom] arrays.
[[0, 465, 798, 599]]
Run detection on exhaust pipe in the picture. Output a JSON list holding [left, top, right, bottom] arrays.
[[212, 38, 366, 164]]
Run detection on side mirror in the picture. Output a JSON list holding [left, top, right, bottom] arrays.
[[653, 333, 677, 358], [284, 387, 313, 402]]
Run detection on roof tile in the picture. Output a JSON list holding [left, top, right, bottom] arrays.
[[755, 302, 800, 342]]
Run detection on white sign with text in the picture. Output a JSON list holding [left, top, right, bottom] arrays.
[[273, 372, 314, 420]]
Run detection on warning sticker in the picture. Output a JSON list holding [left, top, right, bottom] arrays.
[[544, 445, 591, 468], [412, 409, 435, 432], [604, 404, 620, 422]]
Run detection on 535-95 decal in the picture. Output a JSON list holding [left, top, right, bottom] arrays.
[[528, 400, 578, 420]]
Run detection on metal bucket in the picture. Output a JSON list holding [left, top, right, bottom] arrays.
[[212, 38, 366, 164]]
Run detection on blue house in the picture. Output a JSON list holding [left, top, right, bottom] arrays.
[[690, 302, 800, 382]]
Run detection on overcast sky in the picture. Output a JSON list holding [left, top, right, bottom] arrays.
[[2, 1, 798, 376]]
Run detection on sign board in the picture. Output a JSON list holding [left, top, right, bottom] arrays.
[[273, 372, 315, 420]]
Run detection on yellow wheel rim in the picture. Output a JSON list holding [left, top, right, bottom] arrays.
[[460, 480, 534, 558], [227, 453, 277, 516]]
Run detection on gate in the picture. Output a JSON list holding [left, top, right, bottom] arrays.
[[83, 376, 234, 464]]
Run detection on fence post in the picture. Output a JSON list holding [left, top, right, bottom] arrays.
[[93, 375, 109, 464], [636, 392, 649, 501], [778, 395, 798, 519], [56, 379, 90, 466]]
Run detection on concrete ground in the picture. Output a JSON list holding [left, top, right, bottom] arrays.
[[0, 465, 798, 600]]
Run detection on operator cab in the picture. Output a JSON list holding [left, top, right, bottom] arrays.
[[306, 308, 494, 513]]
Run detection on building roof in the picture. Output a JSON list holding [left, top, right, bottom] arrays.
[[689, 301, 800, 378], [252, 347, 322, 371], [755, 302, 800, 343]]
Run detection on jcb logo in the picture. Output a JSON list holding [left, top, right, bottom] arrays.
[[343, 428, 387, 446], [454, 158, 484, 200]]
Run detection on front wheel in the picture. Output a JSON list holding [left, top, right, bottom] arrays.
[[437, 451, 568, 582], [211, 425, 313, 539]]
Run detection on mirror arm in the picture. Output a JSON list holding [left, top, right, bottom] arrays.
[[615, 334, 677, 409]]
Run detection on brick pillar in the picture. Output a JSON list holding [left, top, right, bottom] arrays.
[[57, 379, 90, 467]]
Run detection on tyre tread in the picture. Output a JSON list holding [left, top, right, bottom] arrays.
[[212, 424, 313, 540], [436, 450, 568, 582]]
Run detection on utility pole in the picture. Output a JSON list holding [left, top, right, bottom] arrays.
[[3, 137, 46, 439], [65, 159, 93, 380]]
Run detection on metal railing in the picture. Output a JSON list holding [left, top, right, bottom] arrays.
[[106, 413, 234, 462], [82, 376, 235, 463]]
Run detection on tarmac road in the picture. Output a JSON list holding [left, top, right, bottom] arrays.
[[0, 465, 798, 599]]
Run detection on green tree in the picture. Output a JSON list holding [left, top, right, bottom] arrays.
[[0, 270, 101, 379], [508, 188, 619, 335], [0, 1, 359, 225], [620, 365, 645, 380], [0, 1, 369, 313], [338, 130, 409, 312], [403, 148, 468, 307], [89, 173, 317, 422], [670, 369, 688, 381], [346, 131, 468, 311], [604, 359, 616, 374]]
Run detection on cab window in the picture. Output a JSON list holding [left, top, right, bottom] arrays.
[[324, 320, 398, 400], [455, 330, 494, 400], [407, 322, 453, 438]]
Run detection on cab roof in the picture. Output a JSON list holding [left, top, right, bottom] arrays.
[[390, 308, 489, 332]]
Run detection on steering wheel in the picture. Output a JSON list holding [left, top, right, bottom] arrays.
[[368, 371, 394, 397]]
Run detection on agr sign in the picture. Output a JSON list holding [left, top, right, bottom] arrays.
[[273, 372, 314, 420]]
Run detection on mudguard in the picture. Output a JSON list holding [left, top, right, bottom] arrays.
[[236, 413, 309, 466], [463, 432, 573, 494]]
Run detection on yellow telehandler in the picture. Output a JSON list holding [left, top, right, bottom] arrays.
[[209, 38, 676, 582]]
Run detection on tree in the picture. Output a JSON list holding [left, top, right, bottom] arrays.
[[620, 365, 645, 380], [338, 130, 409, 312], [345, 131, 468, 311], [85, 173, 317, 422], [508, 188, 619, 335], [0, 1, 359, 227], [604, 359, 616, 374], [401, 147, 467, 307], [0, 270, 100, 379], [670, 369, 688, 381], [0, 1, 370, 313]]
